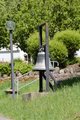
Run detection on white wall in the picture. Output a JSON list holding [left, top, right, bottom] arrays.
[[75, 49, 80, 58], [0, 46, 27, 62]]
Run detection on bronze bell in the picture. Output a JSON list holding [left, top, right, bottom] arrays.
[[32, 51, 54, 71]]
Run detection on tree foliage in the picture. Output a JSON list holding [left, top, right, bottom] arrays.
[[0, 0, 80, 53], [0, 0, 9, 49]]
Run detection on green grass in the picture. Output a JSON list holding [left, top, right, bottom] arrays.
[[0, 77, 80, 120]]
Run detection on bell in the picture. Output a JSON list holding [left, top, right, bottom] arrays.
[[32, 52, 54, 71]]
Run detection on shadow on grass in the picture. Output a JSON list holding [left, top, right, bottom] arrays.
[[52, 77, 80, 91], [58, 77, 80, 88]]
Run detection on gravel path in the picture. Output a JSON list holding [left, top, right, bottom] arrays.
[[0, 114, 13, 120]]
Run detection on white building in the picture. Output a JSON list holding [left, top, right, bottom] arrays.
[[75, 49, 80, 58], [0, 45, 28, 62]]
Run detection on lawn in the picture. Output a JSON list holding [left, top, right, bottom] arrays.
[[0, 77, 80, 120]]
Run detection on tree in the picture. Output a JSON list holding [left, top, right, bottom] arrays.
[[1, 0, 80, 52], [44, 0, 80, 38], [0, 0, 9, 49]]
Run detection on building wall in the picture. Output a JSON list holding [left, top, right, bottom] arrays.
[[75, 49, 80, 58], [0, 46, 27, 62]]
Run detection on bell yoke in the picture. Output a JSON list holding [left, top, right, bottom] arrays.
[[32, 22, 61, 92]]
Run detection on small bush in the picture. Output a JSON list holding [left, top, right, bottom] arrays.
[[65, 58, 78, 66], [49, 40, 68, 67], [76, 57, 80, 66], [0, 63, 11, 75], [0, 61, 33, 76], [53, 30, 80, 59], [14, 62, 33, 74], [13, 58, 23, 63], [27, 31, 46, 63]]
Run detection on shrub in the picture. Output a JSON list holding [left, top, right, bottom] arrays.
[[49, 40, 68, 67], [0, 62, 33, 76], [76, 57, 80, 66], [0, 63, 11, 75], [53, 30, 80, 60], [13, 58, 23, 63], [27, 31, 46, 63], [65, 58, 78, 66], [14, 62, 33, 74]]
